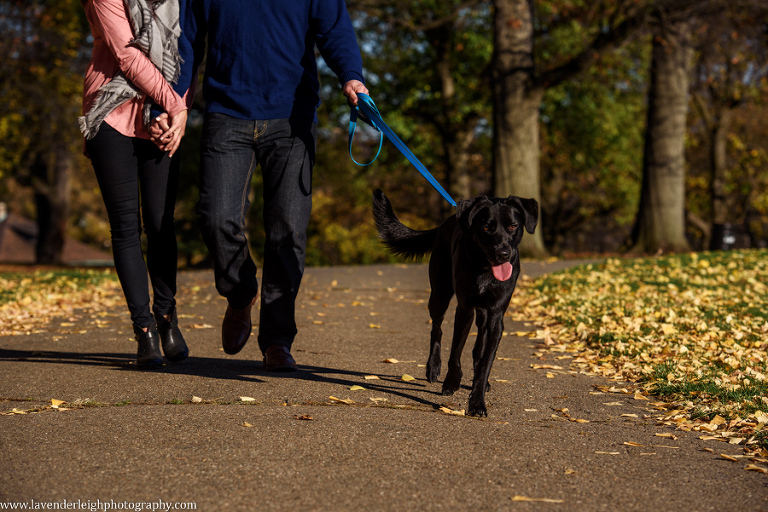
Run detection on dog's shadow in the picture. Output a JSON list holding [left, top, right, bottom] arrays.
[[0, 348, 446, 408]]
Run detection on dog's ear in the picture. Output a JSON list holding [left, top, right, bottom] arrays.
[[507, 196, 539, 234], [456, 196, 492, 229]]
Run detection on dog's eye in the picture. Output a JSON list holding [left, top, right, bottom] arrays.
[[507, 225, 517, 232], [483, 225, 490, 232]]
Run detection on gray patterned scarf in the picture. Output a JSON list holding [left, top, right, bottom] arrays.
[[79, 0, 181, 139]]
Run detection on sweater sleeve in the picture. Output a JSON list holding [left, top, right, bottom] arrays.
[[311, 0, 365, 86], [90, 0, 186, 117]]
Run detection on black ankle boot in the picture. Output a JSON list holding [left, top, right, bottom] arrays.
[[155, 309, 189, 362], [134, 321, 163, 367]]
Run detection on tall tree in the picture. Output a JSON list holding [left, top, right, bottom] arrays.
[[491, 0, 716, 256], [688, 5, 768, 247], [631, 20, 694, 253], [0, 0, 89, 263]]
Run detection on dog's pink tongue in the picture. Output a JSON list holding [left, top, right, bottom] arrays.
[[491, 262, 513, 281]]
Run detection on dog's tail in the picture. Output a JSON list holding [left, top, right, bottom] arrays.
[[372, 189, 437, 260]]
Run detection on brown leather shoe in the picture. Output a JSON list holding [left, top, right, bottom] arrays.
[[263, 345, 297, 372], [221, 297, 256, 355]]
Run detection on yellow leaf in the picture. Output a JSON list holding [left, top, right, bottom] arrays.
[[11, 408, 27, 415], [745, 464, 768, 474], [439, 406, 465, 416], [620, 414, 638, 418], [524, 409, 538, 412], [242, 422, 253, 427], [654, 433, 677, 439], [633, 393, 649, 401], [546, 373, 555, 378], [369, 323, 381, 329], [328, 396, 355, 405], [573, 419, 590, 424], [710, 415, 727, 425], [191, 323, 214, 329], [239, 396, 256, 402], [564, 469, 576, 475], [191, 396, 203, 403], [511, 496, 564, 503], [383, 358, 399, 363], [349, 385, 366, 391], [595, 451, 621, 455], [401, 374, 416, 382], [624, 441, 643, 447], [363, 375, 380, 380], [720, 454, 739, 462], [50, 399, 66, 408], [369, 397, 388, 403]]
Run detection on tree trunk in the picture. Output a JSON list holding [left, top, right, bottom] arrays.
[[33, 146, 71, 265], [432, 25, 473, 204], [710, 107, 733, 225], [491, 0, 547, 258], [631, 21, 693, 254]]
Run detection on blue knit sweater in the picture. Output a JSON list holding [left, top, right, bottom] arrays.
[[175, 0, 365, 122]]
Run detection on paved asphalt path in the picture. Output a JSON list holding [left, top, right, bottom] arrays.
[[1, 261, 766, 511]]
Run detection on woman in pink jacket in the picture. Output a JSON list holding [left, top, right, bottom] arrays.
[[80, 0, 190, 367]]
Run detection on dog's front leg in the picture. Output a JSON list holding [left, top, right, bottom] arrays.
[[441, 305, 474, 396], [467, 311, 503, 417], [426, 290, 453, 383]]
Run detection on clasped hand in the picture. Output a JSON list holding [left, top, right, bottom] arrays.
[[149, 109, 188, 156]]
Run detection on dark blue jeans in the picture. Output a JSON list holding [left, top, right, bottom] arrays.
[[197, 114, 316, 352], [86, 122, 179, 329]]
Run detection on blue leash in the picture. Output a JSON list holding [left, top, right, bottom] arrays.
[[348, 93, 457, 208]]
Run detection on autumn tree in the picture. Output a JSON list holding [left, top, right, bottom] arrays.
[[0, 0, 89, 263], [687, 6, 768, 248]]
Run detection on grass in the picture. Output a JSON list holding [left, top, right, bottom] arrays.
[[509, 248, 768, 452]]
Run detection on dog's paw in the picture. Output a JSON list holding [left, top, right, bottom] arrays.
[[467, 404, 488, 417], [425, 363, 441, 383]]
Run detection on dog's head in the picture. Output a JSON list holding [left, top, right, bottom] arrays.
[[455, 195, 538, 281]]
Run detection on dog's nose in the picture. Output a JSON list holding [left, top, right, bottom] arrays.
[[496, 249, 510, 261]]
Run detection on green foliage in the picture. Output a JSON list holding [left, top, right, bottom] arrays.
[[540, 42, 649, 252]]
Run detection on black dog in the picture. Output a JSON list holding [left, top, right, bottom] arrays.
[[372, 189, 538, 417]]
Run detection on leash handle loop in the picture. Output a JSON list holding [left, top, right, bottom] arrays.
[[349, 93, 457, 207], [348, 104, 383, 166]]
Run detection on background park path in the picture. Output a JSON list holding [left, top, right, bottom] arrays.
[[1, 261, 766, 511]]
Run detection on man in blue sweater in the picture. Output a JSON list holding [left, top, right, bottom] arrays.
[[172, 0, 369, 371]]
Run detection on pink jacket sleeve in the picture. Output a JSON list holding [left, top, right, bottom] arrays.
[[90, 0, 186, 118]]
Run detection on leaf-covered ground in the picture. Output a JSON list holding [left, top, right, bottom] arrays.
[[0, 268, 122, 337], [509, 249, 768, 454]]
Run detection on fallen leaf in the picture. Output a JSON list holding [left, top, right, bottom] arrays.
[[294, 415, 314, 421], [564, 469, 576, 475], [401, 374, 416, 382], [369, 397, 388, 403], [620, 414, 638, 418], [369, 323, 381, 329], [745, 464, 768, 474], [191, 323, 214, 329], [720, 454, 739, 462], [595, 451, 621, 455], [50, 399, 66, 408], [11, 408, 27, 415], [624, 441, 644, 447], [239, 396, 256, 402], [603, 402, 624, 406], [439, 407, 465, 416], [546, 373, 555, 378], [524, 409, 538, 412], [191, 396, 203, 403], [383, 358, 399, 363], [242, 422, 253, 427], [654, 433, 677, 439], [328, 396, 355, 405], [364, 375, 380, 380], [511, 496, 564, 503], [349, 385, 366, 391]]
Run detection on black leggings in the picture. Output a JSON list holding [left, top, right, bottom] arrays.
[[86, 122, 179, 329]]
